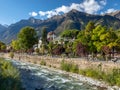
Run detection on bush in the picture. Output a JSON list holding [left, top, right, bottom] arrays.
[[40, 60, 46, 66], [9, 52, 14, 59], [61, 60, 79, 73], [0, 58, 21, 90], [70, 64, 79, 73], [35, 48, 40, 54]]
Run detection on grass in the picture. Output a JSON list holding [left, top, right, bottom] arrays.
[[79, 68, 120, 86], [0, 58, 22, 90]]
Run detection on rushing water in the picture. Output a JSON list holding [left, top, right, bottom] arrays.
[[8, 59, 107, 90]]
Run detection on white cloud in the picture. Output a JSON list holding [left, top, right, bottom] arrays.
[[100, 0, 106, 5], [39, 11, 46, 16], [103, 8, 117, 14], [80, 0, 102, 14], [29, 0, 107, 18], [55, 5, 70, 13], [29, 12, 38, 17]]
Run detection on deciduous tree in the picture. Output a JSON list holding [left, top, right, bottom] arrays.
[[18, 26, 38, 51]]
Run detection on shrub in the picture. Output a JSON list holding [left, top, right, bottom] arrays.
[[0, 58, 21, 90], [61, 60, 79, 73], [9, 52, 14, 59], [40, 60, 46, 66], [61, 60, 71, 72], [70, 64, 79, 73], [35, 48, 40, 54]]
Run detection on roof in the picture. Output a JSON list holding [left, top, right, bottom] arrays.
[[48, 31, 55, 35]]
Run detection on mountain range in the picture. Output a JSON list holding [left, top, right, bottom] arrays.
[[0, 9, 120, 44]]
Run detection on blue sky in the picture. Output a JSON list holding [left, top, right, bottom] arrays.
[[0, 0, 120, 25]]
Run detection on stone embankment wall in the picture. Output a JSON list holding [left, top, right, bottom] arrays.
[[0, 53, 120, 72]]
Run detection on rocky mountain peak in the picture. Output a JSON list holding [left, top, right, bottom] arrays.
[[28, 17, 36, 23], [107, 10, 120, 19]]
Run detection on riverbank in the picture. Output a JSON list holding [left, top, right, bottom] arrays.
[[0, 53, 120, 89], [1, 53, 120, 71]]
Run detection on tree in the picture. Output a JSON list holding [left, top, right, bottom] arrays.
[[91, 25, 119, 60], [115, 30, 120, 52], [61, 29, 79, 39], [77, 31, 86, 45], [1, 45, 6, 51], [107, 28, 118, 57], [52, 44, 64, 55], [92, 25, 107, 52], [47, 42, 54, 55], [11, 40, 20, 51], [41, 27, 48, 44], [77, 21, 96, 57], [73, 40, 87, 57], [0, 41, 6, 51], [65, 42, 73, 57], [102, 45, 111, 61], [85, 21, 95, 35], [18, 26, 38, 51]]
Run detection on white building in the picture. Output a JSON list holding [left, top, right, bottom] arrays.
[[38, 38, 42, 48]]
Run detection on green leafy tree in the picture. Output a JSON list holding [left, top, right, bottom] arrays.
[[85, 21, 95, 35], [91, 26, 118, 60], [11, 40, 20, 51], [115, 30, 120, 52], [92, 25, 107, 52], [65, 42, 73, 57], [47, 42, 54, 55], [77, 21, 96, 57], [85, 21, 96, 53], [0, 41, 6, 51], [41, 27, 48, 44], [61, 29, 79, 39], [107, 28, 118, 57], [1, 45, 6, 51], [18, 26, 38, 51], [73, 39, 87, 57]]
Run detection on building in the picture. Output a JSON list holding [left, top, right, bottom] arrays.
[[38, 38, 42, 48], [47, 31, 56, 42]]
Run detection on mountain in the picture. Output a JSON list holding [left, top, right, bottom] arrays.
[[107, 10, 120, 19], [54, 9, 120, 34], [1, 9, 120, 44], [0, 24, 7, 33]]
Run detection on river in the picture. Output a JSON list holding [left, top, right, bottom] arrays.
[[7, 59, 109, 90]]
